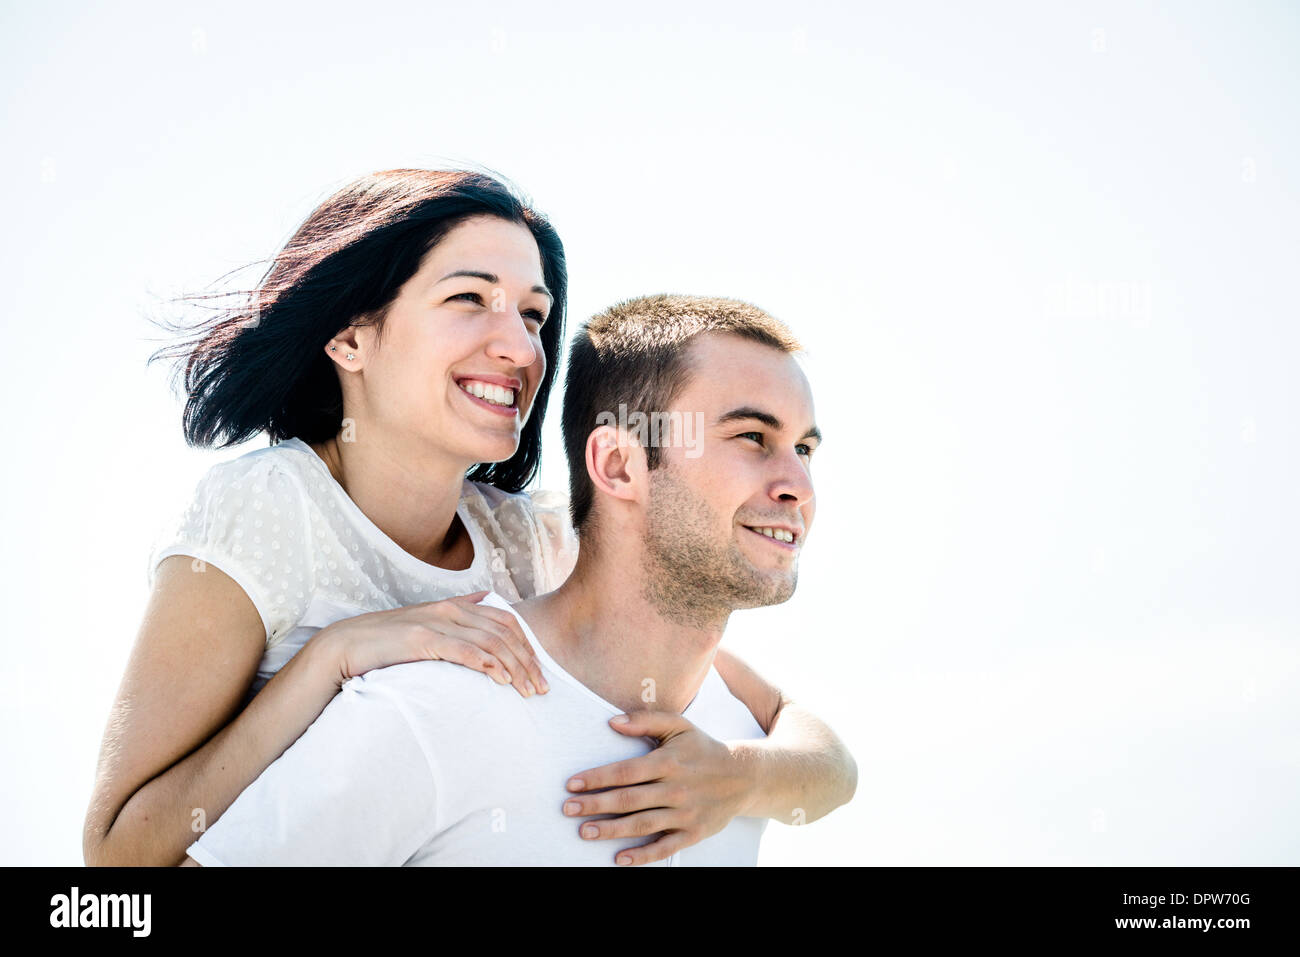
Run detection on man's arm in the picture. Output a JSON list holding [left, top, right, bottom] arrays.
[[183, 667, 439, 866], [713, 646, 857, 824]]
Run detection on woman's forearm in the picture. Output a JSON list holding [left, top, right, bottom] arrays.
[[729, 695, 857, 824], [86, 634, 344, 866]]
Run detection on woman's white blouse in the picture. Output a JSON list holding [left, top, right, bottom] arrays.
[[147, 437, 579, 699]]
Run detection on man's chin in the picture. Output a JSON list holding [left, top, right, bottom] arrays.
[[730, 570, 798, 610]]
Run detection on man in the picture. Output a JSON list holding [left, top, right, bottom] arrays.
[[183, 293, 829, 866]]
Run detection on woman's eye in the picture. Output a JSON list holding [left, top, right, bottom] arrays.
[[524, 309, 548, 328], [449, 292, 484, 305]]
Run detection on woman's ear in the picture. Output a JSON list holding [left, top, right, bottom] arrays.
[[325, 317, 377, 369], [325, 322, 368, 371], [584, 424, 647, 513]]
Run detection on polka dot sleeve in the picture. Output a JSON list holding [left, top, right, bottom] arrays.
[[147, 455, 314, 647], [527, 488, 580, 593]]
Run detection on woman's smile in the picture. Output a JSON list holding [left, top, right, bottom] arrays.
[[456, 376, 521, 418]]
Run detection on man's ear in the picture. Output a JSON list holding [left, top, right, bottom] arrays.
[[585, 424, 647, 511]]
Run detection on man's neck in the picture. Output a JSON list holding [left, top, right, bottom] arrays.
[[514, 552, 731, 715]]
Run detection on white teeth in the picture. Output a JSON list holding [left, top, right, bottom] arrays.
[[459, 381, 515, 407], [750, 526, 795, 543]]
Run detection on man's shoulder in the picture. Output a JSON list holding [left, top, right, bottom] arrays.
[[341, 656, 528, 730], [691, 665, 769, 742], [346, 657, 498, 699]]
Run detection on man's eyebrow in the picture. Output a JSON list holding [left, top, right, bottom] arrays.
[[716, 407, 822, 443], [436, 270, 553, 300], [716, 407, 781, 429]]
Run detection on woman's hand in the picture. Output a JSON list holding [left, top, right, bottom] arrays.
[[560, 711, 755, 865], [313, 590, 549, 698]]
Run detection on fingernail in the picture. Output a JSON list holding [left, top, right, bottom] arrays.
[[563, 801, 581, 816], [501, 671, 512, 684], [539, 677, 550, 693], [616, 854, 632, 865], [581, 824, 598, 839], [524, 680, 536, 696], [567, 778, 584, 791], [610, 714, 630, 725]]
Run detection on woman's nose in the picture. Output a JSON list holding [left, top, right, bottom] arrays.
[[489, 309, 538, 368]]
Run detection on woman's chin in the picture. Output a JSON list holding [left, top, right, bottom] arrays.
[[464, 433, 522, 466], [441, 405, 525, 465]]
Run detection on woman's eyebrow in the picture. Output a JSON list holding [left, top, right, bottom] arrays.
[[436, 270, 552, 300]]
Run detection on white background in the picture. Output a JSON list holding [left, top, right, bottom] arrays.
[[1, 0, 1296, 865]]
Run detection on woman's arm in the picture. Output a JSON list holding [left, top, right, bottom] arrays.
[[84, 557, 545, 866], [83, 556, 348, 866], [712, 645, 858, 824]]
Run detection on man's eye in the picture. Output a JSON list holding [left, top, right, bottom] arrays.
[[738, 432, 763, 444], [797, 444, 814, 457]]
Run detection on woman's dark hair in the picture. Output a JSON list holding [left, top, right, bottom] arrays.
[[147, 168, 567, 493]]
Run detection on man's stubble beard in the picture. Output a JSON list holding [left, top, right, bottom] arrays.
[[640, 464, 797, 630]]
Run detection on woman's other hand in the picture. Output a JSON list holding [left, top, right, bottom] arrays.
[[560, 711, 754, 865]]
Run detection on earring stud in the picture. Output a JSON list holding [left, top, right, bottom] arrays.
[[346, 353, 355, 361]]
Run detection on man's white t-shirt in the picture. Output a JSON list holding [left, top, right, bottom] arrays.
[[186, 592, 768, 866]]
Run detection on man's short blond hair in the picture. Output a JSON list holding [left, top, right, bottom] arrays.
[[561, 293, 802, 533]]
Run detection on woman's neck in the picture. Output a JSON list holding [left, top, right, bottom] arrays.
[[309, 432, 473, 570]]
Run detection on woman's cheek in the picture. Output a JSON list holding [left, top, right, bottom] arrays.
[[524, 357, 547, 417]]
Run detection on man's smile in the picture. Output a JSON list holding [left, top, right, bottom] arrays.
[[741, 523, 802, 550]]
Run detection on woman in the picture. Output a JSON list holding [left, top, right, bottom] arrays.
[[83, 168, 856, 867]]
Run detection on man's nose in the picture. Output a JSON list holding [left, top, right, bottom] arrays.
[[769, 448, 814, 507]]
